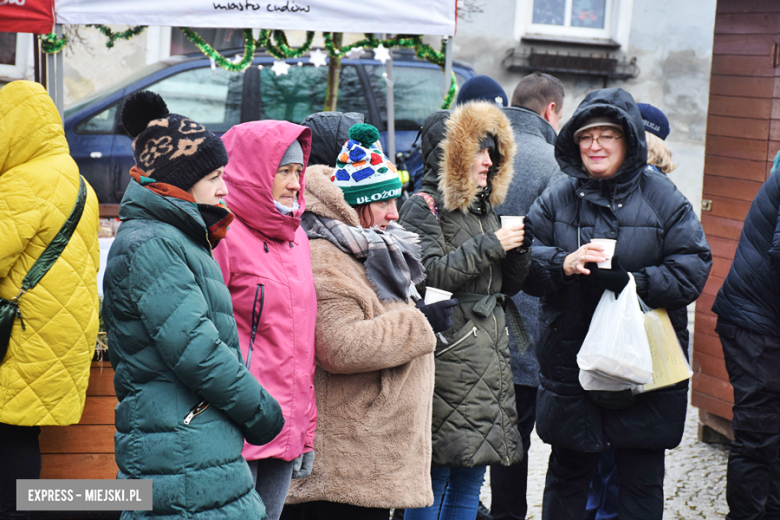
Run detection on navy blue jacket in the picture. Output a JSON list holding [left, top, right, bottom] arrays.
[[713, 152, 780, 336], [525, 88, 712, 452]]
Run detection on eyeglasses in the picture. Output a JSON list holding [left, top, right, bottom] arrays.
[[578, 134, 623, 147]]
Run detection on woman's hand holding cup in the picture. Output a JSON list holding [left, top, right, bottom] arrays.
[[495, 223, 525, 251], [563, 243, 608, 276], [496, 216, 527, 252]]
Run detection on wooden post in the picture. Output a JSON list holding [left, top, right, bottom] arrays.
[[323, 32, 343, 112]]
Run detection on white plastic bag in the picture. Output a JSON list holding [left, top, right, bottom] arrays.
[[579, 368, 641, 392], [577, 273, 653, 388]]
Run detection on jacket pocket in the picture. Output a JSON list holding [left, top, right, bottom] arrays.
[[714, 319, 737, 339], [435, 320, 479, 358], [246, 283, 265, 370], [183, 400, 210, 425]]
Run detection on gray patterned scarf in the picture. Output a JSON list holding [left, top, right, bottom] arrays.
[[301, 213, 426, 302]]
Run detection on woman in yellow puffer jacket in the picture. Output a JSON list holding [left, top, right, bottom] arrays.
[[0, 80, 101, 517]]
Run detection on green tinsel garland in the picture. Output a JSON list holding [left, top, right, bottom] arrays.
[[38, 25, 455, 107], [180, 28, 255, 72], [39, 32, 68, 54], [88, 24, 146, 49], [321, 33, 446, 68], [267, 30, 315, 59], [441, 71, 458, 110]]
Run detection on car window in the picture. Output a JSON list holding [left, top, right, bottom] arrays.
[[64, 61, 169, 119], [365, 65, 470, 130], [259, 64, 368, 123], [144, 67, 242, 133], [74, 103, 119, 135]]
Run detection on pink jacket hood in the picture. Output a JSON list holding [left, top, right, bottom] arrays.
[[215, 120, 318, 462], [221, 121, 312, 242]]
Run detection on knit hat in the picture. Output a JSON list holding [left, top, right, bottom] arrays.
[[573, 116, 623, 142], [456, 75, 508, 107], [121, 91, 228, 191], [332, 124, 402, 206], [280, 139, 304, 167], [638, 103, 670, 140]]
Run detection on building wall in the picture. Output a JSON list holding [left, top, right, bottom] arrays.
[[451, 0, 717, 213]]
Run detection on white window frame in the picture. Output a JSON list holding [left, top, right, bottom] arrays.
[[513, 0, 634, 48], [0, 33, 33, 81]]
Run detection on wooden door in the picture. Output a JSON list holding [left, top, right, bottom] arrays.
[[694, 0, 780, 435]]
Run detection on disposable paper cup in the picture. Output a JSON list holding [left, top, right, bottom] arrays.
[[424, 287, 453, 305], [500, 215, 525, 229], [590, 238, 617, 269]]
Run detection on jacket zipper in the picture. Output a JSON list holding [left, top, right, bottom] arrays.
[[435, 327, 478, 357], [246, 284, 265, 370], [183, 400, 210, 425], [496, 328, 509, 465], [478, 218, 493, 290], [482, 217, 505, 461]]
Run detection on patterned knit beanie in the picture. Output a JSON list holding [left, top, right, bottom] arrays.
[[332, 124, 402, 206], [121, 91, 228, 191]]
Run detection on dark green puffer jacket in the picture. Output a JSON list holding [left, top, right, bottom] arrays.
[[399, 102, 529, 468], [103, 181, 284, 519]]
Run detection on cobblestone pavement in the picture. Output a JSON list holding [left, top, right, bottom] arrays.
[[481, 399, 730, 519]]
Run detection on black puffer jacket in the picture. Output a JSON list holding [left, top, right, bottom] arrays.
[[525, 88, 712, 452], [713, 152, 780, 336], [399, 102, 528, 467]]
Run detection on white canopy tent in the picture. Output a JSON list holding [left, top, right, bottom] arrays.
[[51, 0, 458, 160], [55, 0, 457, 37]]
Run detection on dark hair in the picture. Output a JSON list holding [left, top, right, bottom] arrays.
[[354, 203, 375, 228], [511, 72, 565, 117]]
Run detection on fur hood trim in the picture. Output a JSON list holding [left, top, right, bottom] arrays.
[[439, 102, 516, 212], [303, 164, 361, 227]]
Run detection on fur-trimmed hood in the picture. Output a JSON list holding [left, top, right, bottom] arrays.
[[420, 102, 516, 213], [303, 164, 361, 227]]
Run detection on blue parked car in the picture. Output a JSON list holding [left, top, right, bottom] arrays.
[[63, 50, 475, 205]]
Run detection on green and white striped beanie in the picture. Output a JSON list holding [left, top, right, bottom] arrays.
[[331, 124, 402, 206]]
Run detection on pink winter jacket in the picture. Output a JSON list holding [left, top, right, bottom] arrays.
[[214, 121, 317, 462]]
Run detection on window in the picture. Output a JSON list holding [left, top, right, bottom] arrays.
[[0, 33, 16, 65], [365, 65, 469, 131], [144, 67, 243, 133], [515, 0, 632, 46], [75, 104, 118, 135], [0, 33, 31, 80], [533, 0, 607, 29], [259, 64, 369, 123]]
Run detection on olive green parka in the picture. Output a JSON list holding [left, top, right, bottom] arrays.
[[399, 101, 529, 467]]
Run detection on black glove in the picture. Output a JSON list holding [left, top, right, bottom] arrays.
[[521, 217, 534, 250], [580, 255, 630, 295], [416, 298, 458, 333]]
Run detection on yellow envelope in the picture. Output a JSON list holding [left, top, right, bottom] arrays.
[[636, 308, 693, 393]]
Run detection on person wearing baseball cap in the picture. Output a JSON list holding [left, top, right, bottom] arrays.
[[638, 103, 677, 174]]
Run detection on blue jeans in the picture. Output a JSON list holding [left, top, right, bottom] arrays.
[[405, 466, 486, 520], [585, 448, 619, 520]]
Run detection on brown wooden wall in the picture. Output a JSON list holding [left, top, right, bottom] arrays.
[[39, 362, 119, 479], [693, 0, 780, 421]]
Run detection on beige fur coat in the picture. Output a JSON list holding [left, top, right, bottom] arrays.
[[286, 165, 437, 509]]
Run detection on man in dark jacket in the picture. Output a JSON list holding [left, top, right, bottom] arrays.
[[712, 151, 780, 520], [492, 72, 565, 520], [525, 88, 711, 519]]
